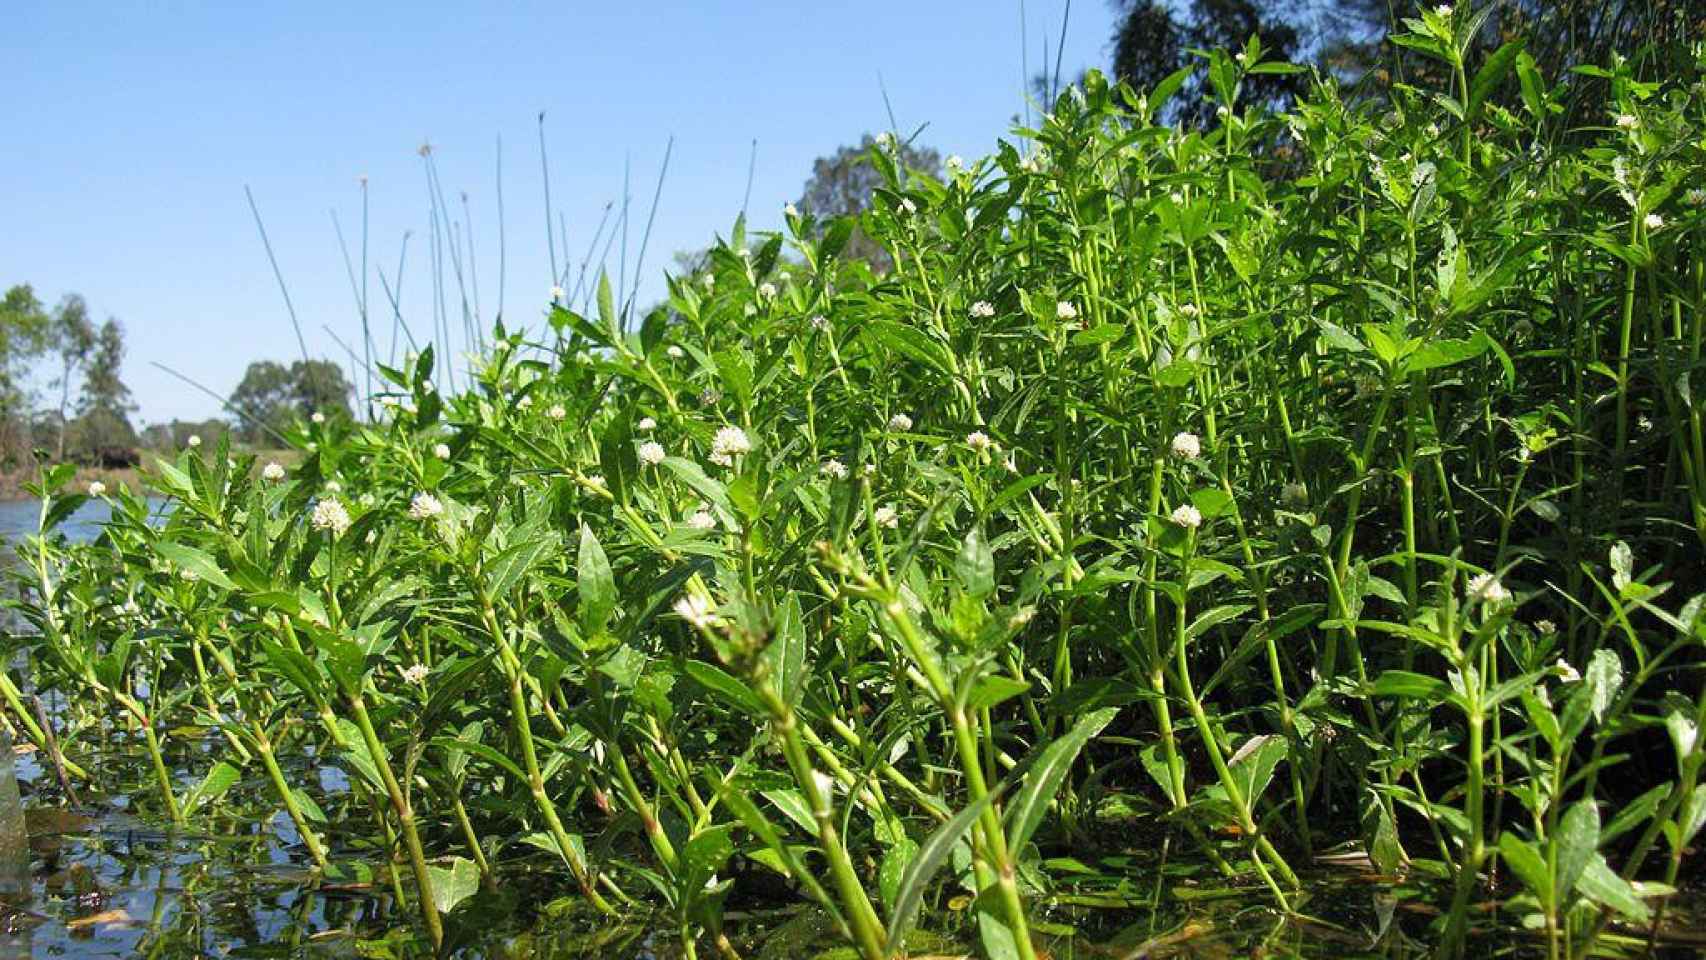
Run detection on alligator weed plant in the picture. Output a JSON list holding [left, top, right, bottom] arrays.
[[7, 13, 1706, 958]]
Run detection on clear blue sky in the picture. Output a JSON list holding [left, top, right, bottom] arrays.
[[3, 1, 1112, 426]]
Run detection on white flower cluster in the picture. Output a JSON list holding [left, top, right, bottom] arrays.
[[402, 663, 430, 685], [312, 497, 352, 537], [969, 301, 995, 319], [709, 426, 751, 466], [1467, 572, 1510, 606], [965, 431, 997, 453], [888, 413, 913, 432], [687, 509, 717, 531], [409, 492, 444, 520], [1171, 504, 1203, 529], [87, 481, 107, 497], [1171, 431, 1201, 460], [262, 462, 286, 482], [872, 505, 899, 529], [639, 441, 666, 466], [433, 443, 452, 460], [820, 459, 849, 480]]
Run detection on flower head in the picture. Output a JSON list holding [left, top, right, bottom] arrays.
[[820, 459, 849, 480], [1434, 3, 1451, 16], [757, 281, 778, 300], [1555, 659, 1580, 683], [1171, 431, 1202, 460], [674, 593, 717, 629], [965, 431, 996, 453], [667, 345, 685, 359], [548, 403, 567, 421], [969, 300, 995, 319], [810, 314, 829, 332], [312, 497, 352, 537], [638, 441, 667, 466], [311, 411, 326, 424], [87, 481, 107, 497], [1535, 619, 1557, 636], [1614, 113, 1638, 129], [687, 509, 717, 531], [402, 663, 429, 685], [712, 425, 752, 459], [1644, 212, 1665, 230], [262, 462, 286, 482], [1467, 572, 1511, 606], [946, 154, 964, 173], [1056, 300, 1078, 321], [873, 505, 899, 529], [1170, 504, 1203, 529], [637, 417, 658, 431], [1687, 188, 1706, 207], [409, 492, 444, 520], [551, 285, 565, 301], [784, 202, 799, 218], [433, 442, 451, 460], [187, 435, 202, 448], [888, 413, 913, 432]]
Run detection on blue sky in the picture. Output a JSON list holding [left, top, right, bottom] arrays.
[[3, 2, 1112, 426]]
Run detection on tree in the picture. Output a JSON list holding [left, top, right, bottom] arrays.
[[0, 285, 53, 463], [228, 359, 353, 443], [48, 294, 96, 460], [1109, 0, 1307, 125], [68, 318, 137, 461], [796, 135, 942, 272]]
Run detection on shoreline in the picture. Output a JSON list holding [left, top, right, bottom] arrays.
[[0, 449, 301, 502]]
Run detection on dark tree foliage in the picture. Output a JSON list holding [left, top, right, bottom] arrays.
[[797, 135, 942, 272], [228, 359, 353, 442], [1110, 0, 1308, 124]]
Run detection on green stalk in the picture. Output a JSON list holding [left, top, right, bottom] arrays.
[[348, 693, 442, 950]]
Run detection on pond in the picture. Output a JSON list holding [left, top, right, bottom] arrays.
[[0, 498, 1701, 959]]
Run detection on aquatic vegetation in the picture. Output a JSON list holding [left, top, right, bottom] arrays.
[[6, 18, 1706, 959]]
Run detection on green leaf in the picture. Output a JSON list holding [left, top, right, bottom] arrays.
[[1373, 670, 1453, 702], [886, 789, 999, 958], [1498, 833, 1551, 903], [181, 760, 241, 815], [486, 529, 561, 599], [1576, 854, 1650, 921], [1005, 707, 1119, 853], [956, 527, 994, 598], [662, 457, 734, 522], [154, 541, 238, 592], [1556, 799, 1600, 899], [965, 675, 1029, 713], [425, 856, 482, 915], [1468, 40, 1523, 118], [682, 660, 765, 719], [878, 835, 918, 911], [577, 525, 616, 636], [865, 320, 953, 377]]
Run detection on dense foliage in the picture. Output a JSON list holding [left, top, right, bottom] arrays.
[[9, 13, 1706, 958]]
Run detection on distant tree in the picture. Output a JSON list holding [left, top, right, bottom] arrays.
[[48, 294, 96, 460], [797, 135, 942, 272], [1109, 0, 1307, 125], [68, 318, 136, 461], [228, 359, 353, 443], [0, 285, 53, 463]]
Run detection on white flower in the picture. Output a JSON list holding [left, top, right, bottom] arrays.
[[1638, 415, 1654, 432], [820, 459, 849, 480], [1467, 572, 1511, 606], [1056, 301, 1078, 321], [1687, 188, 1706, 207], [312, 497, 352, 537], [946, 154, 964, 172], [585, 474, 607, 490], [1008, 607, 1036, 629], [784, 202, 799, 218], [262, 462, 286, 482], [87, 481, 107, 497], [965, 431, 996, 452], [551, 285, 565, 301], [402, 663, 429, 685], [899, 197, 917, 215], [433, 443, 451, 460], [810, 314, 829, 332], [708, 452, 733, 467], [667, 345, 685, 359], [1004, 453, 1018, 474], [548, 404, 567, 421], [743, 303, 758, 317], [311, 411, 326, 424], [969, 301, 995, 319], [409, 492, 444, 520], [712, 425, 752, 459], [701, 273, 715, 290], [1434, 3, 1452, 16], [686, 509, 717, 531], [1644, 212, 1665, 230], [888, 413, 913, 432], [1171, 504, 1203, 528], [638, 441, 666, 466], [637, 417, 657, 431], [187, 435, 202, 448], [517, 395, 533, 410], [874, 131, 895, 150], [1179, 302, 1200, 317], [1535, 619, 1557, 636], [1171, 431, 1201, 460], [1614, 113, 1638, 129], [1555, 659, 1580, 683], [674, 593, 717, 629], [872, 505, 899, 529], [757, 281, 777, 300]]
